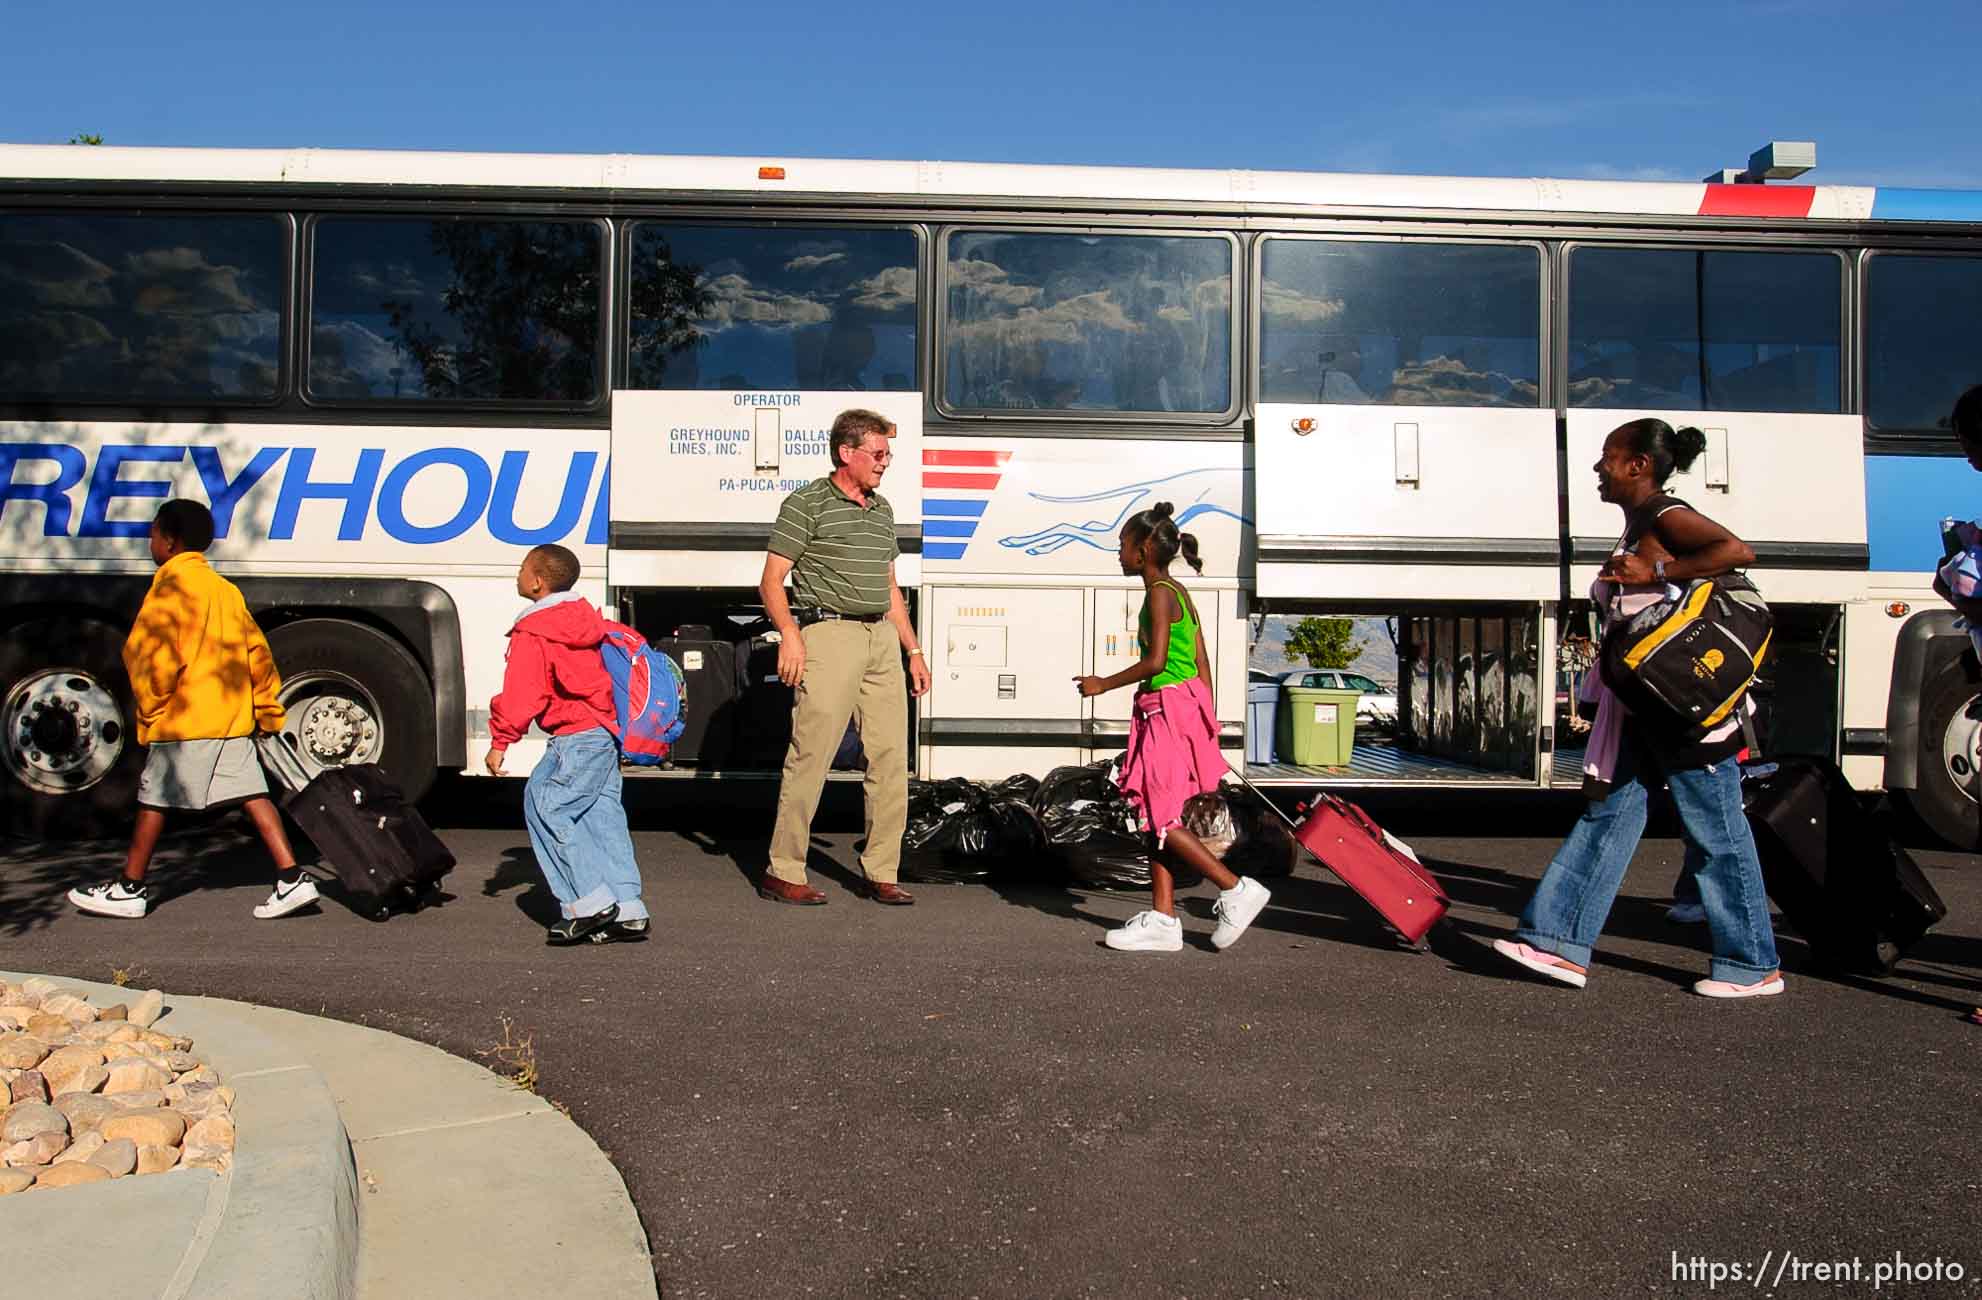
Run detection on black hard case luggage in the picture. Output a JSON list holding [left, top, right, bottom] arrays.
[[1741, 755, 1947, 973], [651, 634, 738, 765], [257, 735, 454, 920]]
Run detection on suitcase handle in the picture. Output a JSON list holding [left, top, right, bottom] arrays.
[[255, 731, 316, 795]]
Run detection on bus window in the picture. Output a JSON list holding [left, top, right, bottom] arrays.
[[1567, 247, 1841, 413], [942, 231, 1233, 416], [1865, 254, 1982, 437], [626, 225, 917, 392], [308, 217, 604, 404], [1259, 240, 1541, 407], [0, 212, 284, 403]]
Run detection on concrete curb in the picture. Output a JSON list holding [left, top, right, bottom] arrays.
[[1, 970, 359, 1300], [2, 971, 656, 1299]]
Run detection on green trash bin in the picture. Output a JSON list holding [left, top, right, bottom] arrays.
[[1277, 686, 1360, 767]]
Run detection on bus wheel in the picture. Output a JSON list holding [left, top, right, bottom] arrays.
[[0, 619, 142, 840], [1896, 658, 1982, 851], [268, 619, 437, 804]]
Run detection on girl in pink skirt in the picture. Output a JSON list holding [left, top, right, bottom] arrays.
[[1074, 503, 1272, 952]]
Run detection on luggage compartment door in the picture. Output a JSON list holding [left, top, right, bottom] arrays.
[[1252, 237, 1557, 601], [607, 391, 923, 589]]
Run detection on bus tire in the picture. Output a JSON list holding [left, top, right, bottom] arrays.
[[1895, 656, 1982, 851], [0, 618, 143, 841], [268, 619, 437, 805]]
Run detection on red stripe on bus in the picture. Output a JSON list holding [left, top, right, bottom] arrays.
[[921, 450, 1013, 466], [922, 472, 1003, 489], [1697, 185, 1815, 218]]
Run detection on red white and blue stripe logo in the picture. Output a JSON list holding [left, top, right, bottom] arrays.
[[921, 449, 1011, 560]]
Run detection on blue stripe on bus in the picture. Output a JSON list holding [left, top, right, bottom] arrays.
[[922, 518, 980, 538], [1870, 189, 1982, 222], [922, 498, 989, 517], [923, 542, 970, 560], [1866, 454, 1977, 571]]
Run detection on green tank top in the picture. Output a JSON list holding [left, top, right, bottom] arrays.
[[1138, 580, 1200, 689]]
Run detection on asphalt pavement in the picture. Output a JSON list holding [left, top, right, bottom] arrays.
[[4, 779, 1979, 1299]]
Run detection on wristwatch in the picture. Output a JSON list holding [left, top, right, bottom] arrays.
[[908, 648, 924, 657]]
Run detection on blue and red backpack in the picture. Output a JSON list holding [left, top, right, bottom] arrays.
[[598, 621, 687, 765]]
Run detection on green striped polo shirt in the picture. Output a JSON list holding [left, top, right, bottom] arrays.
[[767, 476, 898, 615]]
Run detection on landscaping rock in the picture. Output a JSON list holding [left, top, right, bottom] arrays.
[[54, 1094, 116, 1136], [1, 1101, 67, 1143], [0, 1007, 30, 1030], [41, 994, 94, 1024], [0, 1168, 34, 1195], [89, 1137, 137, 1178], [20, 977, 58, 1004], [106, 1025, 140, 1044], [181, 1149, 231, 1173], [96, 1002, 128, 1021], [0, 1036, 50, 1070], [54, 1131, 106, 1165], [109, 1089, 167, 1111], [101, 1040, 147, 1062], [136, 1143, 180, 1175], [37, 1161, 110, 1188], [8, 1070, 49, 1105], [184, 1112, 236, 1153], [39, 1045, 105, 1094], [128, 989, 164, 1029], [55, 1065, 109, 1098], [104, 1061, 171, 1094], [75, 1022, 124, 1044], [100, 1108, 185, 1148], [4, 1131, 67, 1166], [163, 1051, 202, 1073], [177, 1065, 219, 1087], [26, 1011, 73, 1037]]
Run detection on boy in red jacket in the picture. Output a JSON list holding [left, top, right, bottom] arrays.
[[485, 544, 647, 944]]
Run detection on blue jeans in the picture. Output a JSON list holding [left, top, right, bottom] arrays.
[[523, 728, 647, 922], [1516, 738, 1778, 984]]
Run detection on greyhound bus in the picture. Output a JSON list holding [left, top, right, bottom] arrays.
[[1, 144, 1978, 847]]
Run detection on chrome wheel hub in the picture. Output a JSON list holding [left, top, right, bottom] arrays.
[[3, 670, 126, 794]]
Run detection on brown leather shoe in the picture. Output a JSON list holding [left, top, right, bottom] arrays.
[[757, 875, 827, 905], [862, 880, 915, 906]]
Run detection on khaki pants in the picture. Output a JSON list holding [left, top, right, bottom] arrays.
[[768, 619, 909, 884]]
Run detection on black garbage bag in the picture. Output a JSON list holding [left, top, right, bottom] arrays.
[[901, 778, 1000, 883], [1035, 762, 1153, 890], [989, 773, 1042, 805], [983, 798, 1062, 885], [1222, 786, 1300, 880]]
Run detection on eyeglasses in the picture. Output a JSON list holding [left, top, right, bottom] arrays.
[[853, 445, 893, 465]]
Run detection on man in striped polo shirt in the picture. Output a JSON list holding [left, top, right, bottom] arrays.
[[757, 408, 932, 905]]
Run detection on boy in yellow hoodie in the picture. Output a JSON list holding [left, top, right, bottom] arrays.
[[69, 500, 318, 920]]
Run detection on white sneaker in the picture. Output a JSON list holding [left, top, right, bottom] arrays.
[[68, 878, 148, 919], [253, 878, 320, 920], [1665, 902, 1708, 925], [1210, 878, 1271, 950], [1104, 910, 1184, 952]]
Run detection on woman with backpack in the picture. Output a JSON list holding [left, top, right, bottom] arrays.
[[1493, 419, 1783, 998]]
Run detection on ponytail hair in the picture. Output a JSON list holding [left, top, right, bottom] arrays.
[[1124, 501, 1203, 574], [1613, 417, 1707, 486]]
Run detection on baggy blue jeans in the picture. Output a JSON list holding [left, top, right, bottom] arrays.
[[1516, 738, 1778, 984], [523, 728, 647, 922]]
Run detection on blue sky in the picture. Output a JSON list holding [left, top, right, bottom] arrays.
[[5, 0, 1978, 187]]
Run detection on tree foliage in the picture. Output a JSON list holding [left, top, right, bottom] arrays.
[[68, 133, 104, 146], [1284, 617, 1363, 669]]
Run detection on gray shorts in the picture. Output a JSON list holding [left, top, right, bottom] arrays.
[[137, 737, 269, 811]]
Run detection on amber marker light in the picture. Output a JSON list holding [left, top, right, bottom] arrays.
[[758, 166, 786, 180], [1887, 602, 1911, 617], [1292, 417, 1316, 435]]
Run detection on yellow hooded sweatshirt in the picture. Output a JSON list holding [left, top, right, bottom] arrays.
[[122, 552, 286, 745]]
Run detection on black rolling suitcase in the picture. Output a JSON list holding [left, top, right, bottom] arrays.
[[652, 626, 738, 765], [1741, 755, 1947, 973], [256, 734, 454, 920]]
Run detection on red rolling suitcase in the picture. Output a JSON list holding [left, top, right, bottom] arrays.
[[1224, 767, 1449, 946]]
